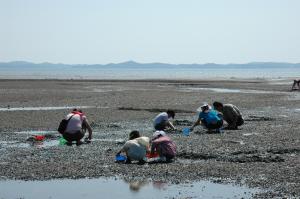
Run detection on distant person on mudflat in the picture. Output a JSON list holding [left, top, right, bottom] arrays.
[[291, 80, 300, 90], [153, 110, 176, 131], [63, 108, 93, 146], [213, 101, 244, 130], [190, 103, 223, 133]]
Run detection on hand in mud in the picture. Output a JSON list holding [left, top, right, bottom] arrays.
[[84, 137, 92, 143]]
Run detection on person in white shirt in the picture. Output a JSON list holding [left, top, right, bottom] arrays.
[[153, 110, 176, 131], [63, 108, 93, 146], [116, 131, 150, 164]]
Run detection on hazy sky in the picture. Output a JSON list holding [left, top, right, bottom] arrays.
[[1, 0, 299, 64]]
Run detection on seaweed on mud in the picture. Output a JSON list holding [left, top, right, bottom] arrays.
[[221, 155, 284, 163], [245, 115, 276, 121], [266, 148, 300, 154], [177, 151, 285, 163], [173, 120, 194, 126]]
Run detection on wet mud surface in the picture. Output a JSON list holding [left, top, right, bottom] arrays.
[[0, 79, 299, 198]]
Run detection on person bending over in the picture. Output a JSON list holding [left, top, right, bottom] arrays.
[[150, 131, 176, 163], [190, 103, 223, 133], [213, 101, 244, 130], [291, 80, 300, 90], [153, 110, 176, 131], [116, 130, 150, 164], [63, 108, 93, 146]]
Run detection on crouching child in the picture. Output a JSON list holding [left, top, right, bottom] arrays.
[[116, 130, 150, 164]]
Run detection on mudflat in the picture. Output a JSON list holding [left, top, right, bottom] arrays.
[[0, 79, 299, 198]]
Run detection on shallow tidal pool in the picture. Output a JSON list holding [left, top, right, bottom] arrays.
[[0, 177, 259, 199]]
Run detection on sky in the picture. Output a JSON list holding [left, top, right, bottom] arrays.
[[0, 0, 300, 64]]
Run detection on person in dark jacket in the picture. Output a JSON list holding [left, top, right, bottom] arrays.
[[213, 101, 244, 130]]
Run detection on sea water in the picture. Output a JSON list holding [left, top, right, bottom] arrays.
[[0, 64, 299, 79]]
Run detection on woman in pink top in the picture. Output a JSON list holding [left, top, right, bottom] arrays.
[[63, 108, 93, 146], [150, 131, 176, 162]]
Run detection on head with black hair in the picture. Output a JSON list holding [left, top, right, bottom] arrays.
[[72, 108, 83, 113], [166, 110, 175, 119], [213, 101, 224, 112], [129, 130, 140, 140]]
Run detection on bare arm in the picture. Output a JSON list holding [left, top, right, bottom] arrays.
[[83, 119, 93, 139], [190, 118, 201, 131], [167, 120, 176, 130]]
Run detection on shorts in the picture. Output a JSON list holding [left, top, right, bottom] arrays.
[[63, 131, 84, 142], [154, 121, 167, 130], [127, 145, 146, 161], [237, 116, 244, 126]]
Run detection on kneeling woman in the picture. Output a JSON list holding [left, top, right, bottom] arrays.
[[117, 131, 150, 164], [150, 131, 177, 162], [190, 103, 223, 133]]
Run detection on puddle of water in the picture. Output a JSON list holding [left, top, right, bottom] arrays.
[[15, 130, 58, 135], [243, 133, 259, 136], [181, 87, 285, 94], [0, 141, 30, 148], [0, 106, 101, 111], [0, 140, 59, 149], [0, 178, 258, 199]]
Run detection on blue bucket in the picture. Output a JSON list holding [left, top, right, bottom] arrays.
[[182, 128, 190, 136], [115, 154, 127, 162]]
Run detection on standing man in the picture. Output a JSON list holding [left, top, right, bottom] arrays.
[[213, 101, 244, 130], [153, 110, 176, 131]]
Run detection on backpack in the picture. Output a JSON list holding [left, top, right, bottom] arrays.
[[57, 114, 75, 134]]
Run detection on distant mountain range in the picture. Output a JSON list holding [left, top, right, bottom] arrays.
[[0, 61, 300, 68]]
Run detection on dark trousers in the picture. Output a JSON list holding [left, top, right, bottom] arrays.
[[154, 121, 167, 130], [63, 131, 84, 142], [236, 116, 244, 127]]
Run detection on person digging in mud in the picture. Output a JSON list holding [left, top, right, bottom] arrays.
[[291, 79, 300, 90], [190, 103, 223, 133], [63, 108, 93, 146], [213, 101, 244, 130], [149, 130, 176, 163], [116, 130, 150, 164], [153, 110, 176, 131]]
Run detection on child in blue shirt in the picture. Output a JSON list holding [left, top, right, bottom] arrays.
[[190, 103, 223, 132]]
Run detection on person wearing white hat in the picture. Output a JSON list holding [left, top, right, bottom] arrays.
[[190, 103, 223, 132]]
